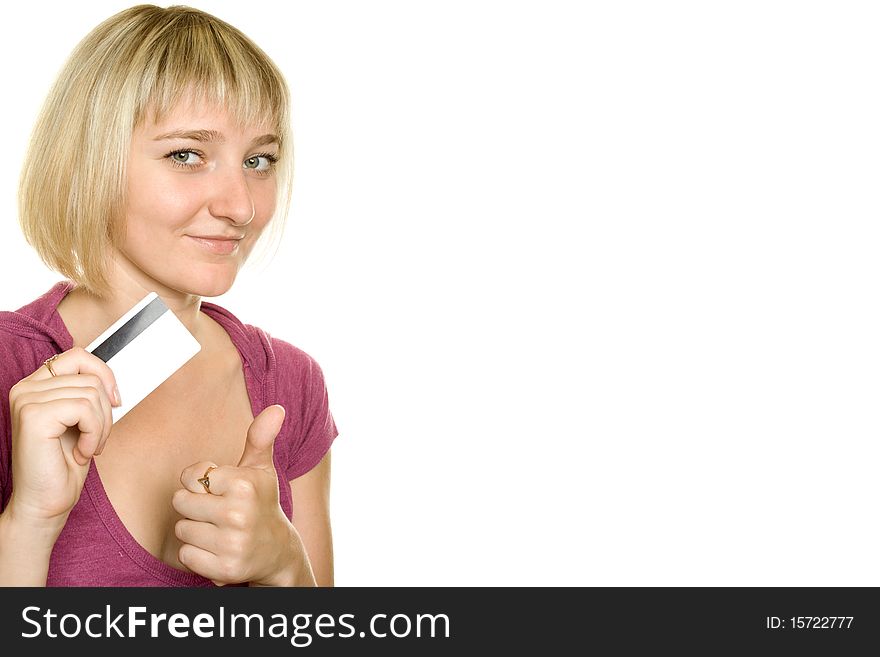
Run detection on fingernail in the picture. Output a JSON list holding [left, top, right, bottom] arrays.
[[113, 385, 121, 407]]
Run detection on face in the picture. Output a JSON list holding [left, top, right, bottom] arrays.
[[118, 97, 279, 298]]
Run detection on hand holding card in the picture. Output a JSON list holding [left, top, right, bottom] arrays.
[[84, 292, 202, 423]]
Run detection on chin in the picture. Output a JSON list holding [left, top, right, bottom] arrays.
[[195, 280, 236, 299], [174, 272, 238, 299]]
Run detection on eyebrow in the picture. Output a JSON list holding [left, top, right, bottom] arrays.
[[152, 129, 279, 148]]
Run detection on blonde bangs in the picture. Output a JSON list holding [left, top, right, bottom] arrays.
[[137, 13, 289, 143]]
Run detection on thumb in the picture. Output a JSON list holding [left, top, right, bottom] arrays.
[[237, 404, 286, 470]]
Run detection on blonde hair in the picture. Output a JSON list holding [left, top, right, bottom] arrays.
[[18, 4, 293, 299]]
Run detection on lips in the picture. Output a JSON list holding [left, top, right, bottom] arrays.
[[187, 235, 241, 255]]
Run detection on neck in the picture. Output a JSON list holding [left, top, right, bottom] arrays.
[[61, 252, 213, 348]]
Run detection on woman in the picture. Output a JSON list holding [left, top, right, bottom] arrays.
[[0, 5, 338, 586]]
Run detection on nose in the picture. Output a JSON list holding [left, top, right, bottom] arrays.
[[207, 164, 255, 226]]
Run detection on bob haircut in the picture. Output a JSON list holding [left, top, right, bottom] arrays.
[[18, 4, 293, 299]]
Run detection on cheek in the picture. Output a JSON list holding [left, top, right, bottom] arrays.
[[125, 167, 204, 228], [253, 181, 278, 225]]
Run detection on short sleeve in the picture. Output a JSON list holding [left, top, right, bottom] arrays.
[[0, 380, 8, 512], [271, 338, 339, 482], [0, 337, 22, 512]]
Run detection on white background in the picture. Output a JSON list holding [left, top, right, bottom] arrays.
[[2, 1, 879, 586]]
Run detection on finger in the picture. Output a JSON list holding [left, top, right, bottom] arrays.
[[178, 543, 234, 585], [174, 518, 223, 554], [29, 374, 114, 454], [25, 347, 120, 408], [24, 375, 114, 441], [22, 397, 105, 466], [171, 487, 227, 523], [180, 461, 220, 495], [17, 384, 112, 458], [236, 405, 285, 470], [94, 387, 113, 456], [87, 384, 112, 457], [25, 373, 108, 395], [188, 465, 254, 499]]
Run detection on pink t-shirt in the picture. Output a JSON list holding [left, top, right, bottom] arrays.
[[0, 280, 339, 586]]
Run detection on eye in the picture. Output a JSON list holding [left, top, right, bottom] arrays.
[[166, 150, 203, 168], [243, 153, 278, 174]]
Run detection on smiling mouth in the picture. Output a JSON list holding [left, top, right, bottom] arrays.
[[187, 236, 241, 255]]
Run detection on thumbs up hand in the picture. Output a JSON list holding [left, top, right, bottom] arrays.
[[171, 405, 313, 586]]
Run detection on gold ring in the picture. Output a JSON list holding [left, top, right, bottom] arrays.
[[197, 466, 217, 494], [43, 353, 60, 377]]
